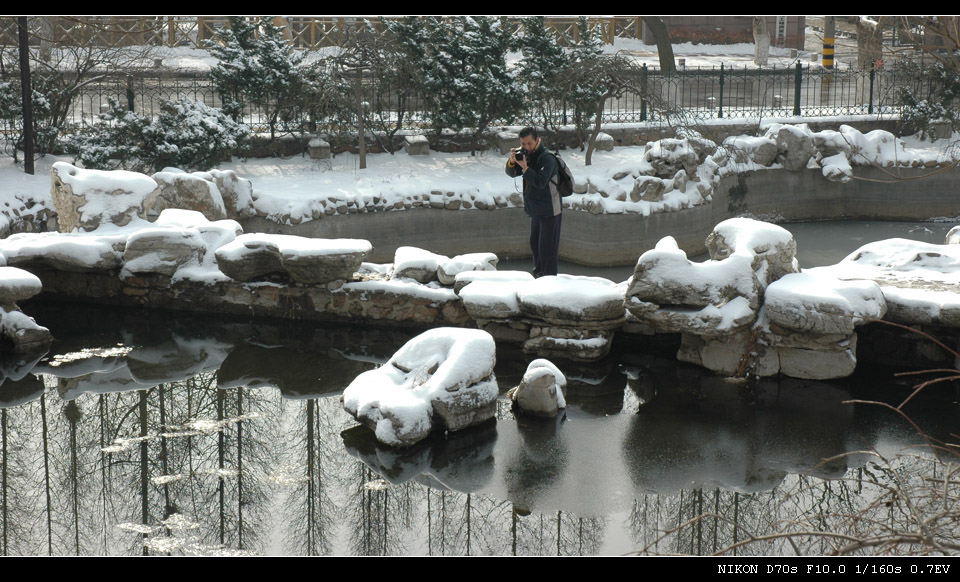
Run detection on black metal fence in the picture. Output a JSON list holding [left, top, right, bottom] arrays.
[[14, 61, 940, 136]]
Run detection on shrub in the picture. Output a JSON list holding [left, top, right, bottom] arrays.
[[67, 97, 248, 174]]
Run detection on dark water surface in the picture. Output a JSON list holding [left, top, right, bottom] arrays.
[[1, 220, 959, 556], [501, 219, 960, 280], [1, 301, 957, 556]]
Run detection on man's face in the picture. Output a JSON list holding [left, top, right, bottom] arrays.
[[519, 135, 537, 153]]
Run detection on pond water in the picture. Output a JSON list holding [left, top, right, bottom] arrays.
[[501, 219, 960, 281], [1, 220, 959, 556]]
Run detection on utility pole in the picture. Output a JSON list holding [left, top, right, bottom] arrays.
[[822, 16, 836, 69]]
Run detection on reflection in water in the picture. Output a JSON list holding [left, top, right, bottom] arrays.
[[0, 303, 957, 555]]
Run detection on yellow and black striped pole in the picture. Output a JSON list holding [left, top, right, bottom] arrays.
[[822, 16, 835, 69]]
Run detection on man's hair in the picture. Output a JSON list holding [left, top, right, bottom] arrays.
[[519, 126, 538, 139]]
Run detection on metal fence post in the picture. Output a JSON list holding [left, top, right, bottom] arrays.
[[718, 63, 725, 119], [868, 67, 875, 115], [640, 63, 648, 122], [793, 61, 802, 116]]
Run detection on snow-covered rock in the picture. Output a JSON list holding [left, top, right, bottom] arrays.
[[509, 359, 567, 417], [517, 274, 625, 325], [147, 170, 228, 222], [342, 328, 499, 447], [773, 125, 816, 171], [765, 273, 887, 335], [215, 233, 372, 284], [436, 252, 498, 285], [51, 162, 158, 232], [0, 231, 127, 272], [0, 307, 52, 353], [122, 227, 207, 278], [392, 246, 448, 283], [203, 169, 255, 219], [0, 266, 42, 307]]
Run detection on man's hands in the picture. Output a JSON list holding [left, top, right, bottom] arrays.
[[510, 149, 529, 172]]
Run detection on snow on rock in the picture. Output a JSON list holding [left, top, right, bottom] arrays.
[[0, 266, 42, 307], [517, 274, 625, 324], [626, 234, 761, 326], [197, 169, 254, 219], [706, 217, 800, 285], [50, 162, 158, 232], [118, 209, 242, 282], [392, 246, 448, 283], [947, 225, 960, 245], [453, 269, 533, 293], [809, 238, 960, 327], [0, 231, 127, 272], [122, 227, 208, 279], [147, 170, 228, 222], [215, 233, 372, 284], [342, 327, 499, 447], [765, 273, 887, 335], [0, 307, 52, 353], [508, 358, 567, 417], [821, 152, 853, 182], [437, 252, 498, 285], [455, 271, 623, 361]]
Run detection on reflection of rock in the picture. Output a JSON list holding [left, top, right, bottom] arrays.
[[126, 336, 231, 384], [217, 343, 374, 397], [0, 372, 44, 408], [343, 328, 499, 447], [509, 359, 567, 417], [341, 420, 496, 492], [621, 373, 857, 493]]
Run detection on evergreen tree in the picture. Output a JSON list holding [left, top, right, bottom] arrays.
[[515, 17, 569, 132], [420, 16, 522, 153], [207, 16, 304, 140]]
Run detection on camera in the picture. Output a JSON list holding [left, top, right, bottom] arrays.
[[513, 148, 525, 161]]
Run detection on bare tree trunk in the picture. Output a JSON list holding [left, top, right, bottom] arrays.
[[753, 17, 770, 67], [17, 17, 34, 174], [641, 16, 676, 73], [584, 90, 611, 166]]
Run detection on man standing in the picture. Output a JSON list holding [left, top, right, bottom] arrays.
[[505, 127, 561, 277]]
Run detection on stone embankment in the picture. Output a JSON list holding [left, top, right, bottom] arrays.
[[3, 124, 960, 380]]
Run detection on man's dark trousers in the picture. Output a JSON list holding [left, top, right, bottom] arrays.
[[531, 213, 562, 277]]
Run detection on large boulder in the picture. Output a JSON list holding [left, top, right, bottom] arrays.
[[215, 233, 372, 284], [198, 169, 254, 219], [0, 308, 53, 353], [122, 227, 207, 278], [342, 328, 499, 447], [517, 274, 625, 325], [147, 170, 228, 222], [773, 125, 816, 171], [764, 273, 887, 335], [50, 162, 158, 232], [392, 246, 448, 283], [705, 217, 799, 285], [0, 232, 126, 272]]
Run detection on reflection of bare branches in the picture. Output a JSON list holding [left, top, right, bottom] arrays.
[[630, 322, 960, 556]]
